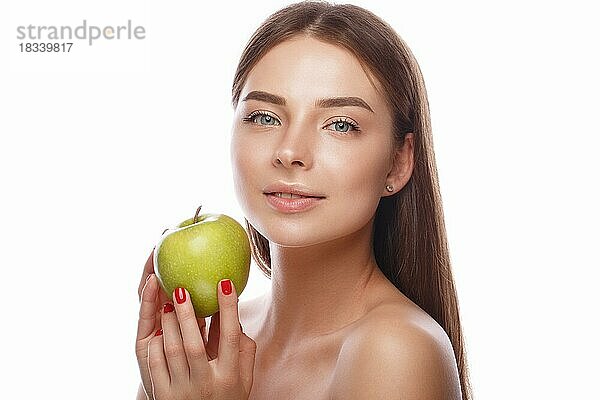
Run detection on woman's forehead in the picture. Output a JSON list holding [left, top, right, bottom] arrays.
[[242, 36, 386, 111]]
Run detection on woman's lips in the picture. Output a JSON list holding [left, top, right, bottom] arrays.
[[264, 193, 324, 213]]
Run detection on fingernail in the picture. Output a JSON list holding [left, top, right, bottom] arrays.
[[221, 279, 232, 295], [175, 287, 186, 304], [163, 302, 174, 313], [154, 329, 163, 337]]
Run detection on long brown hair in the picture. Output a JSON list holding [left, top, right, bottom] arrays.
[[231, 1, 472, 398]]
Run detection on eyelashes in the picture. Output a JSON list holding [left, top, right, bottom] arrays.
[[327, 117, 361, 133], [242, 110, 280, 126], [241, 110, 361, 134]]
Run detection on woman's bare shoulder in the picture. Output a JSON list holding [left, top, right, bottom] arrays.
[[329, 299, 462, 399], [359, 297, 444, 337]]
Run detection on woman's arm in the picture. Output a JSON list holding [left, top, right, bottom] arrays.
[[330, 319, 462, 400]]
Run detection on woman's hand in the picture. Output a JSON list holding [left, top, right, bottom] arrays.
[[136, 270, 257, 400], [136, 247, 212, 398], [136, 248, 171, 399]]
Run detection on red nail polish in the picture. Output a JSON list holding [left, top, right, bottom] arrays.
[[221, 279, 232, 295], [163, 303, 174, 313], [175, 287, 186, 304], [155, 329, 163, 337]]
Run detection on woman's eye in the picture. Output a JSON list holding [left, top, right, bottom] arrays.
[[242, 111, 281, 126], [242, 112, 360, 133], [324, 118, 361, 134]]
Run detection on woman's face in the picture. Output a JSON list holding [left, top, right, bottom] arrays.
[[230, 36, 397, 247]]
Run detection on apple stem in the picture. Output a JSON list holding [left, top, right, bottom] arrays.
[[193, 205, 202, 224]]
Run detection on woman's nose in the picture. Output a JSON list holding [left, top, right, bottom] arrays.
[[272, 123, 314, 169], [274, 150, 307, 168]]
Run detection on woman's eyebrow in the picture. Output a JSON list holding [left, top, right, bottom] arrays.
[[242, 90, 286, 106], [241, 90, 374, 113], [317, 96, 374, 113]]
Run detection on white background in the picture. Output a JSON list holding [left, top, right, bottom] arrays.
[[1, 0, 598, 398]]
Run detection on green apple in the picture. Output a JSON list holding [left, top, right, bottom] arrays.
[[153, 205, 251, 317]]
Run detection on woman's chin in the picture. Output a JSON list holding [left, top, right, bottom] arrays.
[[246, 221, 324, 248]]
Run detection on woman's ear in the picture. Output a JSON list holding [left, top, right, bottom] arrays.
[[383, 132, 414, 196]]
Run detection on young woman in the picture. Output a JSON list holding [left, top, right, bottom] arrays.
[[136, 1, 472, 399]]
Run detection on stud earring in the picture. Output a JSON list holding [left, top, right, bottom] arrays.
[[385, 184, 394, 192]]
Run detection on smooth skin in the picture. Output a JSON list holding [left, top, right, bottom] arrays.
[[135, 35, 461, 399], [229, 35, 461, 399]]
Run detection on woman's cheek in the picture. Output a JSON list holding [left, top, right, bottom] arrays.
[[231, 134, 266, 212]]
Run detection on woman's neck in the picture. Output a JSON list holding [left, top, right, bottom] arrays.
[[255, 220, 390, 351]]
